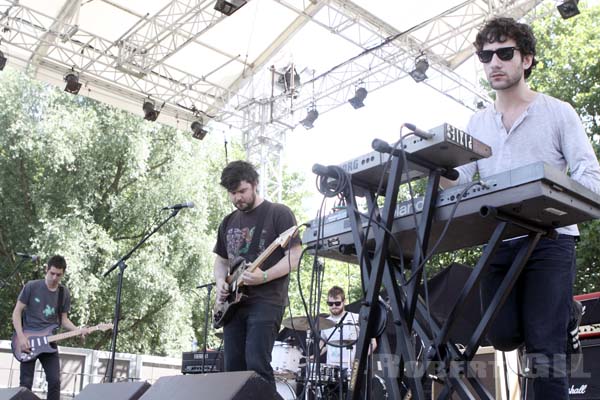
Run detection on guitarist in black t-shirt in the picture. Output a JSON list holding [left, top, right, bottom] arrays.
[[213, 161, 302, 388]]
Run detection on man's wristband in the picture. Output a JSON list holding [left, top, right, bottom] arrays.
[[262, 270, 268, 283]]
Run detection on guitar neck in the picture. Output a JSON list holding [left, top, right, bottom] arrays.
[[245, 242, 280, 274], [226, 225, 296, 286], [46, 326, 93, 343]]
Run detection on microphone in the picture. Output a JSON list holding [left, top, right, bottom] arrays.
[[196, 282, 216, 289], [162, 202, 195, 210], [16, 253, 40, 262], [312, 163, 335, 178], [371, 138, 394, 154], [405, 123, 435, 140]]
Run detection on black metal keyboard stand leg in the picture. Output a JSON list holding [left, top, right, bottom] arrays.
[[429, 209, 548, 399], [340, 154, 429, 400]]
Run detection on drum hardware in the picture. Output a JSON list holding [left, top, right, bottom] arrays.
[[282, 316, 336, 331], [271, 341, 303, 379]]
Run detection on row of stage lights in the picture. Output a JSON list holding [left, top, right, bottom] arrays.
[[297, 0, 581, 130], [299, 55, 430, 130], [0, 0, 581, 135]]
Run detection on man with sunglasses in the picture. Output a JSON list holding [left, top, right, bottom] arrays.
[[446, 17, 600, 399], [320, 286, 360, 371]]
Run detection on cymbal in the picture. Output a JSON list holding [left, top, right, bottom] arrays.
[[329, 339, 356, 347], [282, 316, 335, 331], [214, 331, 224, 339]]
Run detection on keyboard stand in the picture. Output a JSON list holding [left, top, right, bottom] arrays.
[[317, 143, 554, 400]]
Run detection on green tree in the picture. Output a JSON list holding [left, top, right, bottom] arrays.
[[530, 3, 600, 294], [0, 69, 228, 355], [0, 68, 313, 356]]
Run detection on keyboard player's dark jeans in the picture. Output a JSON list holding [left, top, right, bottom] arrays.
[[481, 234, 575, 400]]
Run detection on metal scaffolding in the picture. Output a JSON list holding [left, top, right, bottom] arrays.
[[0, 0, 543, 200]]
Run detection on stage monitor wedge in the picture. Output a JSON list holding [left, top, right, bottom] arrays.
[[0, 388, 40, 400], [139, 371, 283, 400], [74, 381, 151, 400]]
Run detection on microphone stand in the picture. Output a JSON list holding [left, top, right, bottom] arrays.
[[197, 282, 215, 373], [102, 208, 183, 383], [0, 258, 29, 290]]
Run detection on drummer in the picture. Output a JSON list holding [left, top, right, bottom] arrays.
[[320, 286, 376, 370]]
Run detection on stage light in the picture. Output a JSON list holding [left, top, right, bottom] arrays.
[[191, 120, 208, 140], [409, 57, 429, 83], [300, 109, 319, 130], [214, 0, 247, 16], [143, 100, 159, 121], [64, 72, 81, 94], [0, 50, 7, 71], [348, 87, 368, 109], [278, 66, 301, 93], [557, 0, 580, 19]]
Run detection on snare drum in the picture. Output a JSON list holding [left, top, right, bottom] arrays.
[[305, 362, 347, 384], [271, 341, 302, 378]]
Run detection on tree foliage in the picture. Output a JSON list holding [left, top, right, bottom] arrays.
[[529, 3, 600, 294], [0, 69, 305, 355]]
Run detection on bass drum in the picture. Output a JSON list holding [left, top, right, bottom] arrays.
[[271, 341, 302, 378]]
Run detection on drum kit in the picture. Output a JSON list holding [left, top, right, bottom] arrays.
[[270, 316, 387, 400]]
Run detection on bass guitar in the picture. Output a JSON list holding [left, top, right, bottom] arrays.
[[12, 322, 113, 362], [213, 225, 297, 329]]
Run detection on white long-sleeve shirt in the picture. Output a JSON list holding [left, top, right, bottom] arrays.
[[456, 93, 600, 236]]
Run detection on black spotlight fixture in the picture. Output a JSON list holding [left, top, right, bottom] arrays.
[[143, 100, 160, 122], [279, 66, 301, 93], [191, 120, 208, 140], [0, 50, 7, 71], [300, 108, 319, 130], [348, 87, 368, 109], [64, 71, 82, 94], [557, 0, 580, 19], [409, 57, 429, 83], [214, 0, 247, 16]]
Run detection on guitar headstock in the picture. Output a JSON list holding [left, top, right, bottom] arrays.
[[276, 226, 298, 248], [90, 323, 114, 332]]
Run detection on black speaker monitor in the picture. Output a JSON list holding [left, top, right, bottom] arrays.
[[0, 388, 40, 400], [74, 381, 151, 400], [139, 371, 283, 400]]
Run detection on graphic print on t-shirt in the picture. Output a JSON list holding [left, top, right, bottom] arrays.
[[43, 304, 56, 318], [225, 226, 266, 263]]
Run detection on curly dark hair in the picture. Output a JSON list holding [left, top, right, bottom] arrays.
[[474, 17, 538, 79], [219, 160, 259, 191]]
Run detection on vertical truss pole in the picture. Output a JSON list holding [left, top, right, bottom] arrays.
[[243, 102, 285, 202]]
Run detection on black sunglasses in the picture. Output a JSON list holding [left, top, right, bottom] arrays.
[[327, 301, 342, 307], [476, 47, 520, 63]]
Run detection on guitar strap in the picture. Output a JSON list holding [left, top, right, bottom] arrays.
[[57, 285, 64, 330], [245, 201, 272, 263]]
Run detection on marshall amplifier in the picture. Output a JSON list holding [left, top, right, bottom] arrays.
[[569, 337, 600, 399], [181, 350, 224, 374], [575, 292, 600, 339]]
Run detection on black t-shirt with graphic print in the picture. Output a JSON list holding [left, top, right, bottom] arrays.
[[214, 200, 300, 305], [18, 279, 71, 331]]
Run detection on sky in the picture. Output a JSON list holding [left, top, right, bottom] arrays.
[[282, 73, 476, 218]]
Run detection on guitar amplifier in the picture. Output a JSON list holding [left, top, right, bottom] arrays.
[[576, 292, 600, 339], [181, 350, 224, 374]]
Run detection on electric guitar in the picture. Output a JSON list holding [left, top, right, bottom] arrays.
[[213, 225, 297, 329], [12, 322, 113, 362]]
